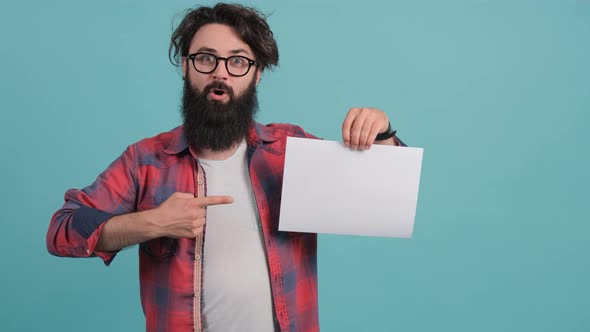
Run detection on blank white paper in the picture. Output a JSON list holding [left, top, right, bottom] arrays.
[[278, 137, 423, 238]]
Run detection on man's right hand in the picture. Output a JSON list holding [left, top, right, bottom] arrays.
[[150, 192, 234, 238], [94, 192, 233, 253]]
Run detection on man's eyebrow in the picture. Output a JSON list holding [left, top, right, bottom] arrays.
[[195, 47, 252, 56], [196, 47, 218, 53], [228, 48, 252, 56]]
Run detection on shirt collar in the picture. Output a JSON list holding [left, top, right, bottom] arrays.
[[163, 122, 279, 155]]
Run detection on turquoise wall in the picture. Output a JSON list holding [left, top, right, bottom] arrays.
[[1, 1, 588, 331]]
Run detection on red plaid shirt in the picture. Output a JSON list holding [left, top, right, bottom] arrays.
[[47, 122, 321, 332]]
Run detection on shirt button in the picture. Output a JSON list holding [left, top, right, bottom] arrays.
[[197, 179, 203, 185], [194, 291, 200, 298], [194, 254, 200, 261]]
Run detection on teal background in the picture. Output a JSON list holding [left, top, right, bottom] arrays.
[[1, 0, 588, 331]]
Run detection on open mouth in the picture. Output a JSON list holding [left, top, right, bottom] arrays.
[[206, 83, 231, 101], [207, 88, 229, 101], [212, 89, 226, 96]]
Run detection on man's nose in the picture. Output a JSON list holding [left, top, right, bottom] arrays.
[[212, 59, 229, 80]]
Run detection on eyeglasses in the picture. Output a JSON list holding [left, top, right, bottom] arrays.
[[187, 52, 258, 77]]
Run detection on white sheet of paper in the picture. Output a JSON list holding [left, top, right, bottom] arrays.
[[278, 137, 423, 238]]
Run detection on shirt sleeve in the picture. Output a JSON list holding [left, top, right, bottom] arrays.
[[394, 136, 407, 147], [46, 145, 138, 266]]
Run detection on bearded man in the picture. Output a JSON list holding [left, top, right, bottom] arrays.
[[46, 3, 404, 332]]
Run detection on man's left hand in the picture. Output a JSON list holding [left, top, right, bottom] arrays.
[[342, 107, 391, 150]]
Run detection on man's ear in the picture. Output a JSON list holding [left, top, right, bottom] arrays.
[[181, 57, 187, 80], [255, 68, 262, 86]]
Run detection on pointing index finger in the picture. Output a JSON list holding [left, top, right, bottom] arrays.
[[200, 195, 234, 207]]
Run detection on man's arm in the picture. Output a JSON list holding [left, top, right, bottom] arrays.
[[46, 145, 139, 264], [374, 133, 407, 147], [95, 193, 234, 252], [94, 211, 159, 253], [374, 136, 404, 147], [46, 144, 234, 263]]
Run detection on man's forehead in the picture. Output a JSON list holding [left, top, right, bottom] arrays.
[[190, 23, 253, 55]]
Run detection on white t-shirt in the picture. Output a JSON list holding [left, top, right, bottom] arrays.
[[199, 140, 278, 332]]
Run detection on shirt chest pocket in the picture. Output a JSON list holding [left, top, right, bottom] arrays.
[[135, 156, 198, 259], [140, 237, 178, 259]]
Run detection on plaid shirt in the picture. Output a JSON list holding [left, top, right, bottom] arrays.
[[47, 122, 322, 332]]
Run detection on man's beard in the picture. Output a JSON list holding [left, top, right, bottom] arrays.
[[181, 76, 258, 151]]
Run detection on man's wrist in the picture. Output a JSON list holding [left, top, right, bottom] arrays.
[[375, 122, 397, 141], [138, 209, 164, 238]]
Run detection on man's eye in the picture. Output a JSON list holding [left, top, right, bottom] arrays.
[[230, 57, 245, 65], [197, 55, 215, 63]]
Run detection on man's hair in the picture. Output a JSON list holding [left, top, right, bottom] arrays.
[[169, 3, 279, 71]]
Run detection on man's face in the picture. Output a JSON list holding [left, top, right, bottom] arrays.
[[180, 23, 261, 152], [182, 23, 261, 101]]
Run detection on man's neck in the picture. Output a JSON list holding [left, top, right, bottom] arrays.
[[197, 141, 242, 161]]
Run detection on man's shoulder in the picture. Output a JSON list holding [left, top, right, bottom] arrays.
[[255, 122, 319, 140], [130, 126, 187, 156]]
